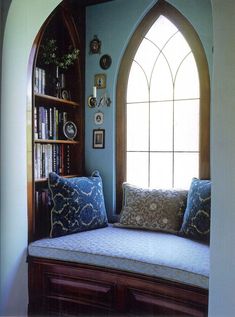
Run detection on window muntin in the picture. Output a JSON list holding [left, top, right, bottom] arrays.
[[126, 15, 200, 189]]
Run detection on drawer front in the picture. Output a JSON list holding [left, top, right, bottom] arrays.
[[44, 272, 115, 310], [127, 287, 207, 317]]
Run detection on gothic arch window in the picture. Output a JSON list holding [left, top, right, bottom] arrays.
[[116, 0, 210, 210]]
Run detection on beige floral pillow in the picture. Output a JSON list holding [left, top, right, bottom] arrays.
[[114, 183, 188, 234]]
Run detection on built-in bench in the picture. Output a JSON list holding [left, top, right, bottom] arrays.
[[28, 225, 209, 316]]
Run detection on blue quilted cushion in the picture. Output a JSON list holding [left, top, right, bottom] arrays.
[[179, 178, 211, 243], [48, 171, 108, 238]]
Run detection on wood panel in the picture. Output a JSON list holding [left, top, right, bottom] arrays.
[[28, 257, 208, 316]]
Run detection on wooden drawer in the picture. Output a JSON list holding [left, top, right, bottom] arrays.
[[44, 272, 115, 310]]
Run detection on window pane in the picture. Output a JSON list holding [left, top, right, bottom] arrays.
[[150, 101, 173, 151], [150, 153, 173, 188], [174, 53, 199, 99], [145, 15, 178, 50], [174, 153, 199, 189], [127, 152, 148, 187], [162, 32, 191, 80], [127, 103, 149, 151], [174, 100, 199, 151], [127, 62, 149, 103], [134, 38, 160, 82], [150, 53, 173, 101]]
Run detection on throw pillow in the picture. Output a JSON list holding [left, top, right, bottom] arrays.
[[48, 171, 108, 238], [114, 183, 188, 234], [179, 178, 211, 243]]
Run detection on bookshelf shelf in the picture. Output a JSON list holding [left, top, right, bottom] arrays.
[[35, 174, 81, 184], [35, 93, 80, 108], [35, 139, 80, 145]]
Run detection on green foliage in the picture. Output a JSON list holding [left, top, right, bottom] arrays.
[[40, 39, 79, 71]]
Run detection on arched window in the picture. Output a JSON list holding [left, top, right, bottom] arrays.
[[116, 0, 210, 210]]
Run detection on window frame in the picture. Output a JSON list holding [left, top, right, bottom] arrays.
[[116, 0, 210, 212]]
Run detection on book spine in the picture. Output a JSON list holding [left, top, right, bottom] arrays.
[[34, 107, 38, 140], [48, 144, 53, 175], [34, 145, 38, 180], [38, 68, 42, 94], [49, 107, 53, 139], [42, 69, 46, 94], [53, 107, 56, 140], [45, 108, 48, 140], [56, 144, 60, 174], [34, 67, 39, 93], [41, 144, 45, 178], [52, 144, 57, 173], [44, 144, 48, 178], [38, 106, 43, 139], [36, 143, 41, 179], [65, 144, 71, 175], [41, 107, 46, 140]]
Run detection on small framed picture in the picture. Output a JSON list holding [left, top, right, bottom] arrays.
[[93, 129, 105, 149], [94, 111, 104, 125], [100, 54, 112, 70], [94, 73, 106, 89], [61, 89, 70, 100], [63, 121, 77, 140]]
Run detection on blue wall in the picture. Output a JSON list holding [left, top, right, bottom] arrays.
[[85, 0, 213, 220]]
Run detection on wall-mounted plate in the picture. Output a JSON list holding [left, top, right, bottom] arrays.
[[100, 54, 112, 69]]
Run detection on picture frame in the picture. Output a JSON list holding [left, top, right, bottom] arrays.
[[63, 121, 77, 140], [99, 54, 112, 70], [89, 35, 101, 54], [93, 129, 105, 149], [94, 111, 104, 125], [61, 89, 70, 100], [94, 73, 106, 89]]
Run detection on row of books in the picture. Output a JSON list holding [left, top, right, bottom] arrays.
[[34, 143, 71, 179], [34, 67, 46, 94], [34, 188, 51, 239], [34, 106, 68, 140]]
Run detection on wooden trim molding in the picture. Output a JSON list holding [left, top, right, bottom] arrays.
[[116, 0, 210, 212]]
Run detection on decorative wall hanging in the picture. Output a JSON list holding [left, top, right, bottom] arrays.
[[89, 35, 101, 54], [100, 54, 112, 69], [94, 73, 106, 89], [94, 111, 104, 125], [61, 89, 70, 100], [93, 129, 105, 149], [63, 121, 77, 140]]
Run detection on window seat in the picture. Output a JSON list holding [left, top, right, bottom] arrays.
[[28, 224, 209, 290], [28, 225, 209, 316]]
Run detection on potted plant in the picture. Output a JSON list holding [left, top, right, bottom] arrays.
[[39, 39, 79, 97]]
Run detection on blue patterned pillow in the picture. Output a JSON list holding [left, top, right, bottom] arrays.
[[179, 178, 211, 243], [48, 171, 108, 238]]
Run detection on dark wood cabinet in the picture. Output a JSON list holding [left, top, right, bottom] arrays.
[[27, 1, 85, 242], [28, 257, 208, 317]]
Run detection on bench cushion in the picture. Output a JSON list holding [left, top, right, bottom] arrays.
[[28, 225, 209, 289]]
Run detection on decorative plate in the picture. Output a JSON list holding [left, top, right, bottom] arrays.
[[61, 89, 70, 100], [63, 121, 77, 140], [100, 54, 112, 69]]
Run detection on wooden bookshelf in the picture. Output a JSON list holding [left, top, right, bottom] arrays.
[[27, 1, 85, 242]]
